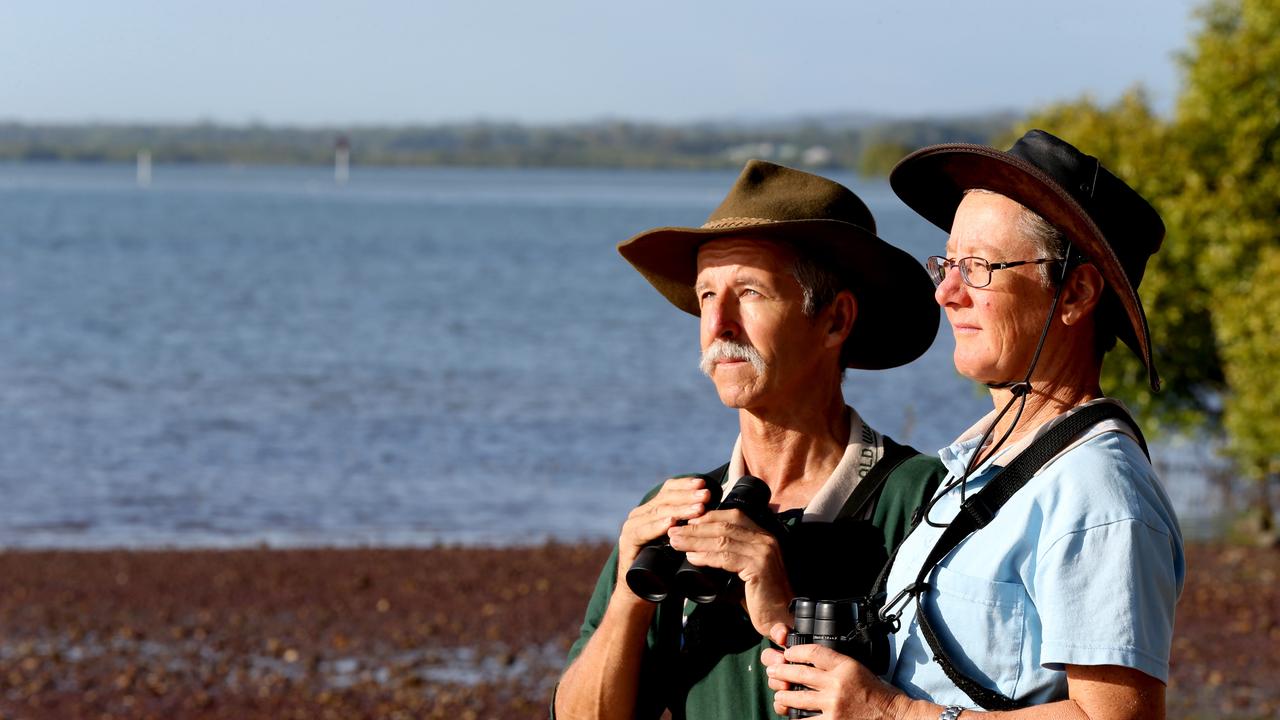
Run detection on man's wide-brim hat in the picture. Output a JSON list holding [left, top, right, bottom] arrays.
[[617, 160, 939, 370], [890, 129, 1165, 391]]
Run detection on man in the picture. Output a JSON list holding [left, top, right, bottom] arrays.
[[553, 160, 946, 719]]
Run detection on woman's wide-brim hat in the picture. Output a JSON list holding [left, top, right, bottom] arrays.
[[617, 159, 938, 370], [890, 129, 1165, 391]]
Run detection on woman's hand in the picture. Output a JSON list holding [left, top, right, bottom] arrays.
[[761, 623, 910, 719]]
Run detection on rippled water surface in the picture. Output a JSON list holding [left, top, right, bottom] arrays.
[[0, 163, 1228, 547]]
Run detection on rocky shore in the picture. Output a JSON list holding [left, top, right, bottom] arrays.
[[0, 542, 1274, 719]]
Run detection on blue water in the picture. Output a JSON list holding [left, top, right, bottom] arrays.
[[0, 163, 1227, 547]]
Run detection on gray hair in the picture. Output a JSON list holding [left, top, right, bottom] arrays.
[[1019, 206, 1070, 286], [967, 188, 1066, 286], [787, 247, 853, 373], [789, 251, 842, 318], [964, 188, 1116, 359]]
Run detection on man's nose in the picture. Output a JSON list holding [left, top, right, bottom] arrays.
[[703, 294, 740, 340]]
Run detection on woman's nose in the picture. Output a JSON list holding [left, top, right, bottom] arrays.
[[934, 266, 968, 307]]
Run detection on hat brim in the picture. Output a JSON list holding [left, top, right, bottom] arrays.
[[617, 218, 939, 370], [889, 144, 1157, 386]]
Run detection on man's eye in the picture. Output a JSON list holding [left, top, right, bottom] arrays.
[[699, 291, 715, 301]]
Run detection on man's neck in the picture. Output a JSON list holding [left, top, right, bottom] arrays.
[[737, 393, 850, 511]]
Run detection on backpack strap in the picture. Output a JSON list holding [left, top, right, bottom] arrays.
[[908, 402, 1145, 710], [837, 436, 915, 520]]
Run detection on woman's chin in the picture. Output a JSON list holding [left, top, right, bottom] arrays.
[[951, 354, 995, 383]]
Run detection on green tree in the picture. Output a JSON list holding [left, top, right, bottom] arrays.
[[1177, 0, 1280, 532], [1016, 0, 1280, 534], [857, 139, 914, 177]]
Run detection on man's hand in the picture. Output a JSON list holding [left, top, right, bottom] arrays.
[[615, 476, 715, 596], [667, 508, 793, 635]]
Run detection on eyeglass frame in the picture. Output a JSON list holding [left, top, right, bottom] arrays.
[[925, 255, 1069, 289]]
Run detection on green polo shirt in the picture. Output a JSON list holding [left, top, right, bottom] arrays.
[[553, 439, 945, 719]]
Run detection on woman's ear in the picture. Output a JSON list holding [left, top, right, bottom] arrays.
[[1059, 263, 1105, 326], [823, 290, 857, 350]]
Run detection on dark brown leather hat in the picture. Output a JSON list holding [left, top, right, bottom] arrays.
[[890, 129, 1165, 391], [617, 159, 939, 370]]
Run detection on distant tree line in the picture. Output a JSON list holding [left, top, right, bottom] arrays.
[[0, 115, 1013, 174]]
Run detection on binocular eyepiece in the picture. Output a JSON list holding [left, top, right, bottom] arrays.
[[625, 474, 771, 604], [786, 595, 892, 718]]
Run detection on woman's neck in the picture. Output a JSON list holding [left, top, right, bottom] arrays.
[[984, 379, 1102, 453]]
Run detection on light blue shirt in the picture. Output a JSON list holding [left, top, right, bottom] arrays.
[[883, 399, 1185, 707]]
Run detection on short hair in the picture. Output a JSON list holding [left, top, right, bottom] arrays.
[[966, 188, 1117, 360], [790, 250, 841, 318], [788, 248, 854, 370]]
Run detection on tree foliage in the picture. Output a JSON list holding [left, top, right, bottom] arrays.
[[1016, 0, 1280, 529], [1177, 0, 1280, 524]]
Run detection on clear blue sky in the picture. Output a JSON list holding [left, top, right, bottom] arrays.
[[0, 0, 1203, 126]]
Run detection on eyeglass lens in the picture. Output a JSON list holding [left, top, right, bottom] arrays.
[[927, 256, 991, 288]]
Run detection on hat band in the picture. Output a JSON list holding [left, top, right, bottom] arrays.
[[701, 216, 777, 229]]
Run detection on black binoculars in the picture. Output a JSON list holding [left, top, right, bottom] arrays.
[[625, 474, 772, 604], [785, 595, 892, 719]]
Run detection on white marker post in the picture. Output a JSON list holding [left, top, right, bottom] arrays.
[[335, 135, 350, 184], [137, 150, 152, 187]]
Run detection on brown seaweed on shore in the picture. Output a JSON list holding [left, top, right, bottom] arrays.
[[0, 542, 1274, 719]]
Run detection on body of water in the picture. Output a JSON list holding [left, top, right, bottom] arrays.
[[0, 163, 1230, 547]]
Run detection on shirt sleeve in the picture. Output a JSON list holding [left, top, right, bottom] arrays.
[[563, 544, 621, 668], [552, 484, 670, 719], [1033, 517, 1181, 682]]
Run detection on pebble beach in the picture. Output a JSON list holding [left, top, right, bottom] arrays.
[[0, 542, 1275, 719]]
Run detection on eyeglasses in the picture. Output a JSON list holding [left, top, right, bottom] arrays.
[[925, 256, 1066, 289]]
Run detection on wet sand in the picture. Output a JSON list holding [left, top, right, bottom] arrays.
[[0, 542, 1274, 719]]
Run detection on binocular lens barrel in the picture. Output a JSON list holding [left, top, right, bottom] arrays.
[[813, 600, 850, 648], [672, 475, 771, 604], [625, 542, 682, 602], [624, 475, 772, 604], [623, 473, 724, 602], [787, 597, 829, 719]]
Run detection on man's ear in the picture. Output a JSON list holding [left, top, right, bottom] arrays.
[[823, 290, 857, 350], [1059, 263, 1105, 326]]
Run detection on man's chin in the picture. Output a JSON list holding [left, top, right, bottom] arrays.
[[712, 381, 760, 409]]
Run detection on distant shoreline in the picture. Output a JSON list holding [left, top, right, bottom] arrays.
[[0, 114, 1015, 173]]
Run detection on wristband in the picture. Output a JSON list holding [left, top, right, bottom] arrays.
[[939, 706, 964, 720]]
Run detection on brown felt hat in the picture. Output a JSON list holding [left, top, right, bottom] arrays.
[[617, 159, 939, 370], [890, 129, 1165, 391]]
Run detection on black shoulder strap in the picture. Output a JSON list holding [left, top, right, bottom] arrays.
[[910, 403, 1145, 710], [837, 436, 915, 520], [704, 462, 730, 487]]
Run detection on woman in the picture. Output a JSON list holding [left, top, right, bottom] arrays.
[[761, 130, 1184, 719]]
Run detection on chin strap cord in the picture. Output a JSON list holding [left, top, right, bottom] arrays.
[[922, 244, 1077, 528]]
